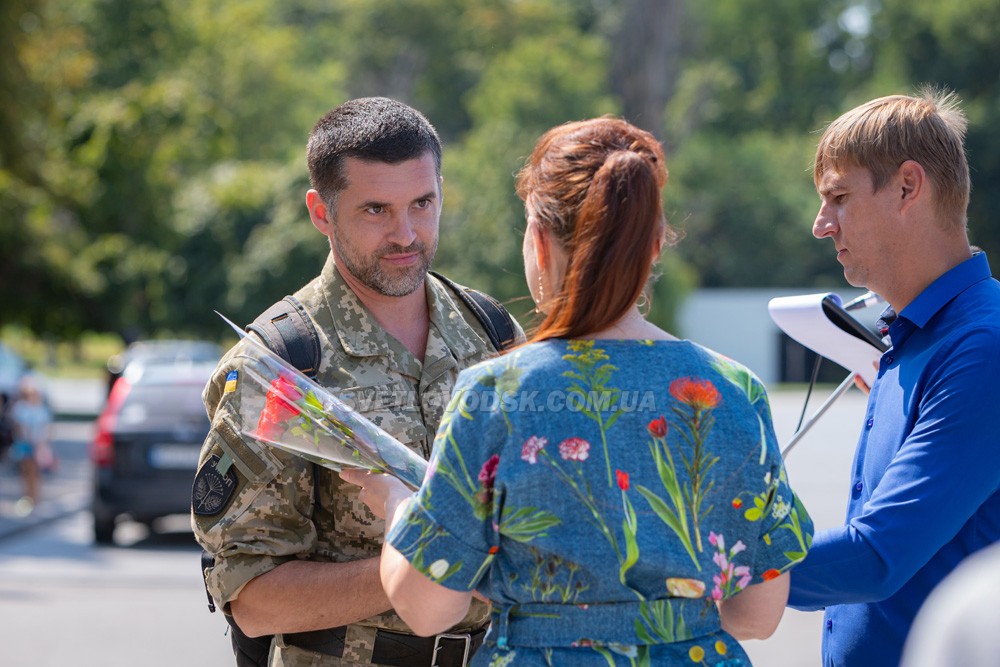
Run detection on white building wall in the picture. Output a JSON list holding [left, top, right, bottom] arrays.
[[676, 287, 870, 385]]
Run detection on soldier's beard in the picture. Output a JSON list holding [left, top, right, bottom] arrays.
[[334, 237, 438, 297]]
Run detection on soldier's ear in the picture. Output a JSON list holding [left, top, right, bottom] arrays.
[[307, 190, 333, 235]]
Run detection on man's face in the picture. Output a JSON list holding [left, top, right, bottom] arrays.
[[813, 162, 904, 293], [326, 153, 441, 297]]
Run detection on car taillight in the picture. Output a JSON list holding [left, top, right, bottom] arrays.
[[91, 377, 131, 468]]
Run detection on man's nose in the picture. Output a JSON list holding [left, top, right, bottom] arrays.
[[388, 213, 417, 247], [813, 203, 837, 239]]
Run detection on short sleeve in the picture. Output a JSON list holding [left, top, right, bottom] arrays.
[[387, 365, 504, 592], [744, 386, 814, 584]]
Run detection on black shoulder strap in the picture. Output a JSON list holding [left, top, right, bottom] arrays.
[[245, 276, 516, 373], [245, 295, 321, 377], [430, 271, 518, 352]]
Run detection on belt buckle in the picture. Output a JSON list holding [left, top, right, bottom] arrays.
[[431, 632, 471, 667]]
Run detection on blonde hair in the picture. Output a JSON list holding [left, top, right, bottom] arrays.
[[814, 87, 970, 227]]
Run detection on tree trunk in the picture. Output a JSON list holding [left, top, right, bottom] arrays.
[[609, 0, 687, 141]]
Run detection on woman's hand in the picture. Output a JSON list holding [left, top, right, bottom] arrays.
[[339, 468, 413, 521]]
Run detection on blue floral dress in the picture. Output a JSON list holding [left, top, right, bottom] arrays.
[[387, 339, 813, 666]]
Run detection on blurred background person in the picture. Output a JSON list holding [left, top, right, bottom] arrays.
[[9, 376, 53, 516]]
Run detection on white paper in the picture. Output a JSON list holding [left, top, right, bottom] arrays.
[[768, 293, 882, 386]]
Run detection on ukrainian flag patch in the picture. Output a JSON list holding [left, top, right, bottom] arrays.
[[223, 370, 238, 394]]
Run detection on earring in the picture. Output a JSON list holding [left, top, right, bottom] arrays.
[[534, 271, 546, 315]]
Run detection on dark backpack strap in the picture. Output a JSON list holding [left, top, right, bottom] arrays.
[[430, 271, 518, 352], [245, 296, 321, 377]]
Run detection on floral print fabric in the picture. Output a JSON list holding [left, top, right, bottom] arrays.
[[387, 339, 813, 666]]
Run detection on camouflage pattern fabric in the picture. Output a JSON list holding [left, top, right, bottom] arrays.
[[192, 253, 524, 666]]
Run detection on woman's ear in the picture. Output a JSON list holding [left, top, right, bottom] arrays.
[[530, 219, 550, 272], [653, 227, 666, 262]]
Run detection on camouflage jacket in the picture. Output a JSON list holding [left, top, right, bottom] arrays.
[[192, 254, 523, 666]]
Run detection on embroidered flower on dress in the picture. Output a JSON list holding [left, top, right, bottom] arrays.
[[476, 454, 500, 506], [616, 469, 630, 491], [669, 378, 721, 411], [709, 531, 751, 600], [520, 436, 547, 464], [666, 577, 706, 598], [428, 559, 450, 579], [770, 495, 790, 520], [647, 415, 668, 438], [558, 437, 590, 461], [609, 644, 638, 658]]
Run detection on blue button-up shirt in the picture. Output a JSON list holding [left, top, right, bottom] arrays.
[[789, 252, 1000, 666]]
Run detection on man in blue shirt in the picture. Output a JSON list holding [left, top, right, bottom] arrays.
[[788, 89, 1000, 666]]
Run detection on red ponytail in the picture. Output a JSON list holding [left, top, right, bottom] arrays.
[[516, 118, 678, 342]]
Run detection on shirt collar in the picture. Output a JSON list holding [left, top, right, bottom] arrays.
[[898, 251, 992, 329]]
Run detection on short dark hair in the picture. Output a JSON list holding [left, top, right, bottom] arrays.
[[307, 97, 442, 205]]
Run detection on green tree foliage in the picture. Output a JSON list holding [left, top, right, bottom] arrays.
[[864, 0, 1000, 260], [667, 132, 838, 288], [1, 0, 997, 345], [437, 25, 619, 324]]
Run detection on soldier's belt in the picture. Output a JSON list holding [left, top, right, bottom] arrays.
[[284, 624, 486, 666]]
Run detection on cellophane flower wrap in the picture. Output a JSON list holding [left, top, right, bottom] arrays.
[[234, 335, 427, 489]]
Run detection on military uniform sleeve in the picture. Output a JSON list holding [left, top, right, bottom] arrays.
[[192, 340, 320, 611], [386, 365, 506, 592]]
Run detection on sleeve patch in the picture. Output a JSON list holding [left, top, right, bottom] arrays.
[[193, 454, 239, 516], [223, 370, 238, 394]]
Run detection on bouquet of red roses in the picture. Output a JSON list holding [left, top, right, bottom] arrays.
[[220, 314, 428, 489]]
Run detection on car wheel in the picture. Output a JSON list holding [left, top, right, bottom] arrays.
[[93, 512, 116, 545]]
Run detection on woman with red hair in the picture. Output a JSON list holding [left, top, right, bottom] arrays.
[[344, 117, 812, 665]]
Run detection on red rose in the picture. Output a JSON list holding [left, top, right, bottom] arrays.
[[256, 375, 303, 440]]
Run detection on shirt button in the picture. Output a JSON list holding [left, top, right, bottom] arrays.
[[854, 481, 863, 493], [885, 356, 894, 365], [866, 418, 874, 428], [826, 619, 833, 630]]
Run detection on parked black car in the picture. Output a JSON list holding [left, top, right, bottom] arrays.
[[105, 339, 221, 395], [90, 360, 217, 544]]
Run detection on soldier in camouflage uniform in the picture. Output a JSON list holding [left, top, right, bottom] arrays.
[[192, 97, 524, 667]]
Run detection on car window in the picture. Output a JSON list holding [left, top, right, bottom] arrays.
[[118, 383, 209, 426]]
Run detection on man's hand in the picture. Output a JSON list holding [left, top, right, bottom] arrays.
[[339, 468, 413, 521], [854, 359, 881, 396]]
